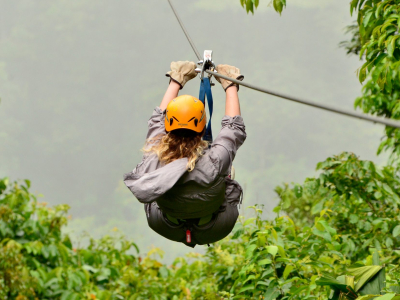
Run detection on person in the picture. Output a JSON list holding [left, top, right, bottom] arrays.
[[124, 61, 246, 247]]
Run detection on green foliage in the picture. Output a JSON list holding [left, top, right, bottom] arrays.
[[273, 0, 286, 15], [340, 22, 363, 55], [240, 0, 286, 15], [347, 0, 400, 161], [0, 177, 220, 299], [278, 152, 400, 260], [4, 162, 400, 299], [276, 152, 400, 298]]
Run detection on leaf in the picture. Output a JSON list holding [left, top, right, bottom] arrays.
[[60, 291, 77, 300], [82, 265, 98, 273], [375, 2, 384, 18], [253, 0, 259, 8], [245, 0, 254, 14], [316, 274, 349, 292], [387, 39, 394, 57], [350, 0, 358, 16], [389, 35, 400, 57], [44, 277, 59, 288], [244, 218, 256, 226], [311, 200, 324, 215], [392, 225, 400, 237], [264, 281, 280, 300], [246, 244, 257, 259], [358, 269, 386, 295], [283, 265, 294, 279], [374, 191, 382, 199], [357, 296, 380, 300], [24, 179, 31, 188], [304, 180, 319, 196], [232, 228, 244, 240], [266, 245, 278, 257], [363, 11, 374, 28], [273, 0, 284, 15], [312, 227, 332, 242], [273, 204, 282, 214], [348, 265, 382, 291], [318, 220, 337, 236], [96, 268, 111, 281], [239, 284, 255, 294], [271, 228, 278, 241], [382, 183, 394, 195], [277, 245, 286, 258], [294, 185, 303, 198], [374, 294, 396, 300], [258, 259, 272, 265], [359, 62, 369, 83], [282, 196, 291, 209], [386, 237, 394, 249], [350, 214, 359, 224], [159, 266, 169, 278]]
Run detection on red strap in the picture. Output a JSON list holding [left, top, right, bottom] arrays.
[[186, 229, 191, 243]]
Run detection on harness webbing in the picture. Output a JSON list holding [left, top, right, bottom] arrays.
[[199, 77, 214, 142]]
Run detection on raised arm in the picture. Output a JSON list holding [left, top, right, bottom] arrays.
[[225, 86, 240, 117], [208, 64, 246, 175], [160, 61, 197, 110], [160, 81, 180, 110], [215, 64, 244, 117]]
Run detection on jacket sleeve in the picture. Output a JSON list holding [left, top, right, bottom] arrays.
[[146, 107, 167, 140], [209, 115, 247, 176]]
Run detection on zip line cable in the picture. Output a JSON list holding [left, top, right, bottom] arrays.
[[166, 0, 400, 129], [167, 0, 201, 60]]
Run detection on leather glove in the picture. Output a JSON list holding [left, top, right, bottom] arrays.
[[166, 61, 197, 89], [215, 64, 244, 91]]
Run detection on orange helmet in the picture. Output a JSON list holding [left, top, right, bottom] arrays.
[[165, 95, 206, 133]]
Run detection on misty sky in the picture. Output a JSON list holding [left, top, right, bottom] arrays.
[[0, 0, 388, 260]]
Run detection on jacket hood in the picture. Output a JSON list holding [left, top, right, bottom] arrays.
[[123, 158, 188, 203]]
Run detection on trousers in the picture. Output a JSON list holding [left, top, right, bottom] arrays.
[[144, 199, 239, 247]]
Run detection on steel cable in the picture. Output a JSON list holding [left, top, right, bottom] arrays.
[[167, 0, 201, 60], [166, 0, 400, 129]]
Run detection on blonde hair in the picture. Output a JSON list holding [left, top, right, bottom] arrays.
[[143, 130, 209, 172]]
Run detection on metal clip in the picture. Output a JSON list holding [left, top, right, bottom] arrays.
[[195, 50, 216, 85]]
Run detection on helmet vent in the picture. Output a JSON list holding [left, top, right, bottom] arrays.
[[194, 119, 198, 127]]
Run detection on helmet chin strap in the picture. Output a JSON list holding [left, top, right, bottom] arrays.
[[199, 77, 213, 142]]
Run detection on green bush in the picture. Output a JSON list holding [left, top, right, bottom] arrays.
[[0, 177, 222, 299], [3, 153, 400, 300]]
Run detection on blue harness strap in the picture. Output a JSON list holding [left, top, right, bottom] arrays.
[[199, 77, 213, 142]]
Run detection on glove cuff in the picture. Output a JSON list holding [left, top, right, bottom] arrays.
[[166, 72, 184, 89], [223, 75, 244, 91]]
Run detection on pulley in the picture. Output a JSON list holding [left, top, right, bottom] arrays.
[[195, 50, 217, 85]]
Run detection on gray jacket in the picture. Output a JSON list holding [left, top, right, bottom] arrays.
[[124, 107, 246, 219]]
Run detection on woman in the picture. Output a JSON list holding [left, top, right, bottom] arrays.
[[124, 61, 246, 247]]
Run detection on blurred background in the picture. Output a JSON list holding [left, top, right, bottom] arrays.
[[0, 0, 386, 261]]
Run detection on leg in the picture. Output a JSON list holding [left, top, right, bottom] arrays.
[[192, 201, 239, 245], [144, 202, 187, 244]]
